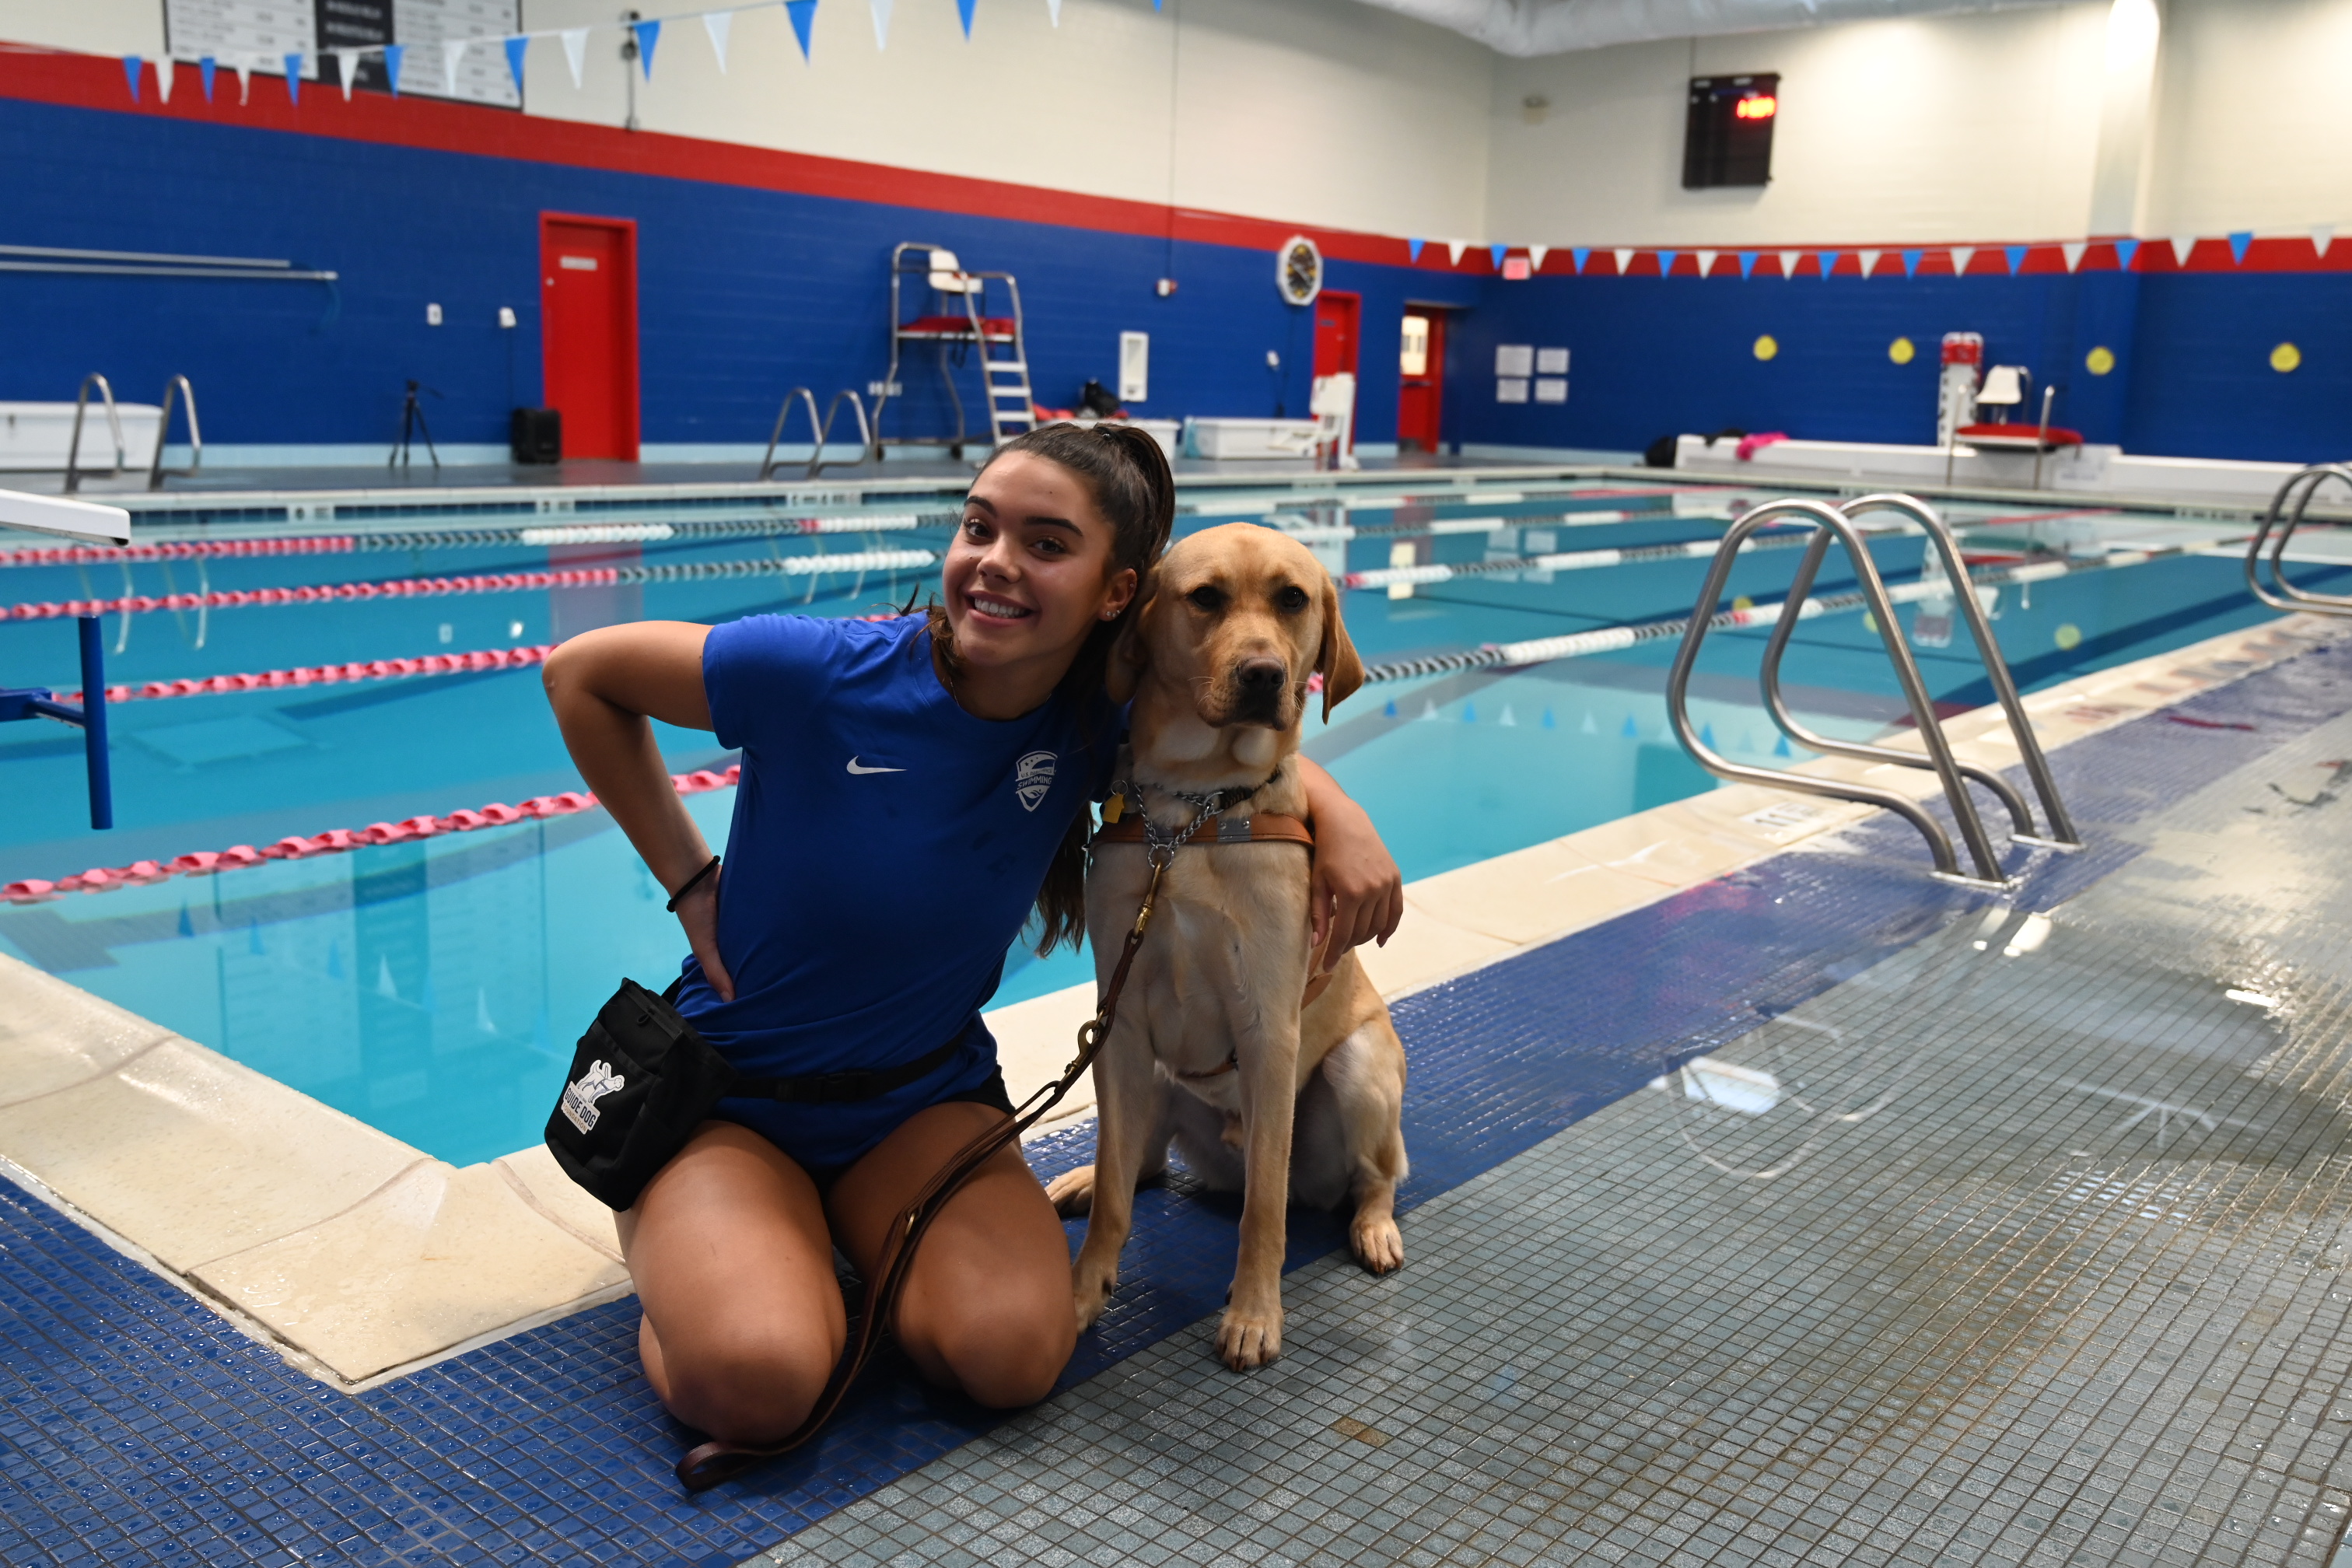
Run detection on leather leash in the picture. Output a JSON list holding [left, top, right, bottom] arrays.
[[674, 853, 1172, 1493]]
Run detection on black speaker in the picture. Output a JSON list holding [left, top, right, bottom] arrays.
[[510, 407, 562, 464]]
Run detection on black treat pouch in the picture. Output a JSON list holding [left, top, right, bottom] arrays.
[[545, 978, 738, 1210]]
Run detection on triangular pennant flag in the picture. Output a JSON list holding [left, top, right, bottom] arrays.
[[383, 43, 404, 95], [503, 35, 527, 91], [1446, 240, 1467, 265], [704, 11, 731, 72], [1489, 243, 1507, 270], [1737, 250, 1759, 278], [1528, 244, 1548, 271], [1857, 249, 1881, 277], [1048, 0, 1062, 20], [560, 28, 586, 86], [121, 55, 141, 103], [1656, 250, 1678, 275], [871, 0, 893, 47], [1570, 247, 1590, 273], [1407, 238, 1424, 263], [2061, 240, 2088, 272], [1694, 250, 1718, 276], [2170, 235, 2196, 267], [199, 55, 216, 101], [1778, 250, 1801, 278], [234, 61, 251, 103], [634, 19, 660, 76], [2004, 244, 2028, 275], [156, 57, 174, 103], [957, 0, 978, 37], [1949, 246, 1974, 275], [1901, 248, 1923, 277], [786, 1, 819, 60], [1612, 247, 1634, 274], [2114, 238, 2139, 269], [338, 47, 361, 100], [2313, 224, 2335, 259], [442, 39, 465, 96], [284, 53, 302, 103], [2228, 230, 2252, 264]]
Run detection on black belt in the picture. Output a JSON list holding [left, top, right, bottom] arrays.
[[733, 1031, 968, 1104]]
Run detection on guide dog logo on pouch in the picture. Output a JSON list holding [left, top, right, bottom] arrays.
[[561, 1059, 627, 1133], [1014, 751, 1057, 812]]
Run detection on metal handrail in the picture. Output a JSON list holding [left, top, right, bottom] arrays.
[[2243, 463, 2352, 616], [62, 374, 124, 494], [1664, 493, 2077, 888], [146, 375, 201, 490], [759, 387, 874, 481]]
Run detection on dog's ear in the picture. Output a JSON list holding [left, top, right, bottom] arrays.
[[1106, 589, 1155, 705], [1315, 573, 1364, 723]]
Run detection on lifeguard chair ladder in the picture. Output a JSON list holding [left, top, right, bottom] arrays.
[[876, 243, 1037, 457]]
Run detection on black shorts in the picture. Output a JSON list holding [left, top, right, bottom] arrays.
[[797, 1069, 1016, 1195]]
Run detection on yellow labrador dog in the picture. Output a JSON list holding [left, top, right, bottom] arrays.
[[1046, 523, 1409, 1370]]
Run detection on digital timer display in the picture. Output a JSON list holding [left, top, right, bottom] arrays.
[[1684, 74, 1780, 189]]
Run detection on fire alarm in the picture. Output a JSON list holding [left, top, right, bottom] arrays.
[[1155, 278, 1178, 297]]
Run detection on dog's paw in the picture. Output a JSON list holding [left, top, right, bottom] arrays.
[[1044, 1164, 1096, 1217], [1215, 1301, 1284, 1370], [1070, 1255, 1118, 1332], [1351, 1215, 1405, 1276]]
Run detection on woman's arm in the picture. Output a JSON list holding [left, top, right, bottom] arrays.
[[542, 622, 739, 1001], [1297, 756, 1404, 975]]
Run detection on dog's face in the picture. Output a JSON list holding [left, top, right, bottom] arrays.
[[1110, 523, 1363, 738]]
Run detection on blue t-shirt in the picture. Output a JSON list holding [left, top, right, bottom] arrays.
[[674, 613, 1114, 1168]]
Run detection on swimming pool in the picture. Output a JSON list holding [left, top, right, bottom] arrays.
[[0, 473, 2319, 1167]]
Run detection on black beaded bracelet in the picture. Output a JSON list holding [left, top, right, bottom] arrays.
[[663, 856, 721, 912]]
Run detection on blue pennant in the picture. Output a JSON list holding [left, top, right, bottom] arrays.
[[1699, 722, 1717, 749], [383, 43, 404, 94], [957, 0, 978, 37], [199, 55, 216, 101], [1738, 250, 1759, 278], [1384, 699, 1398, 719], [1655, 250, 1678, 276], [1489, 243, 1507, 271], [1571, 247, 1590, 273], [1901, 248, 1923, 277], [2004, 244, 2028, 275], [1620, 715, 1640, 738], [2114, 237, 2139, 270], [2228, 230, 2253, 264], [176, 904, 192, 938], [284, 52, 302, 103], [787, 0, 819, 61], [1773, 734, 1794, 758], [633, 19, 660, 76], [1407, 238, 1424, 263], [1542, 709, 1556, 729], [121, 55, 142, 103], [503, 35, 527, 90], [1462, 702, 1477, 723]]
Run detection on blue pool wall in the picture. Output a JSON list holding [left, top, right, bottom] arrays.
[[0, 58, 2343, 464]]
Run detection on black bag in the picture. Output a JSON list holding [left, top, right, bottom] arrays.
[[544, 978, 737, 1211]]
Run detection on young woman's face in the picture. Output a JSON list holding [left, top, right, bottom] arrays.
[[943, 451, 1136, 679]]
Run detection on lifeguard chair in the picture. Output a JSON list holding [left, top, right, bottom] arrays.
[[875, 243, 1037, 457]]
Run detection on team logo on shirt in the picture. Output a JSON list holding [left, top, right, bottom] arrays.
[[1014, 751, 1057, 812]]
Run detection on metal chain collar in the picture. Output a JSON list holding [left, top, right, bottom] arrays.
[[1110, 771, 1281, 869]]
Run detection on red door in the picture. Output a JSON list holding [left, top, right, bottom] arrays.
[[1397, 309, 1447, 453], [539, 213, 640, 460], [1313, 290, 1361, 380]]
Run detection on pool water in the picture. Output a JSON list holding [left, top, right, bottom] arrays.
[[0, 480, 2315, 1166]]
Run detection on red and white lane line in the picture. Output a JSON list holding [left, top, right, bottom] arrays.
[[53, 645, 557, 706], [1, 766, 740, 904]]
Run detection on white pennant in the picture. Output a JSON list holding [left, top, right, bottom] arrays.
[[1048, 0, 1063, 20], [2314, 223, 2336, 259], [871, 0, 894, 48], [1527, 244, 1549, 271], [1949, 246, 1975, 275], [156, 56, 175, 103], [443, 38, 466, 96], [1446, 240, 1467, 265], [1612, 247, 1635, 274], [2060, 240, 2088, 272], [2170, 235, 2197, 266], [561, 28, 588, 87], [335, 48, 359, 100], [1694, 249, 1718, 277], [704, 11, 731, 71], [235, 60, 251, 103], [1778, 250, 1801, 278], [1857, 249, 1881, 278]]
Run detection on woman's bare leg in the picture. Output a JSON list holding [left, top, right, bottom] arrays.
[[624, 1120, 847, 1444], [827, 1101, 1078, 1408]]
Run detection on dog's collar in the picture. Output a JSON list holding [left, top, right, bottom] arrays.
[[1100, 768, 1286, 866]]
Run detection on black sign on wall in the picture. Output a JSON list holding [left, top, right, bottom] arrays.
[[317, 0, 393, 93], [1683, 74, 1780, 190]]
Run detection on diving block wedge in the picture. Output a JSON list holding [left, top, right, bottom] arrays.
[[0, 487, 132, 545]]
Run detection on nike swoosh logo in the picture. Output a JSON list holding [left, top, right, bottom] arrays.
[[846, 757, 906, 775]]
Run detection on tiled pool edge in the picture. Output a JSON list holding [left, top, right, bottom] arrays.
[[0, 613, 2334, 1390]]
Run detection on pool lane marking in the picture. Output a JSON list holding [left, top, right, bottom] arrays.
[[0, 514, 947, 568]]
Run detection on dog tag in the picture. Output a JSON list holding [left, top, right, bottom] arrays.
[[1101, 793, 1125, 824]]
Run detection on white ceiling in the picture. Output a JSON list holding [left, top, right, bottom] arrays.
[[1346, 0, 2075, 57]]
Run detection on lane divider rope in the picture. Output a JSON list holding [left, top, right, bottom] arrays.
[[54, 644, 557, 706], [2, 766, 740, 905], [2, 550, 938, 622]]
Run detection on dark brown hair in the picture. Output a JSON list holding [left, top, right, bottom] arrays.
[[926, 422, 1174, 955]]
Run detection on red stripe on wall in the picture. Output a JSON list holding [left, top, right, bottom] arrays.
[[0, 45, 1426, 268]]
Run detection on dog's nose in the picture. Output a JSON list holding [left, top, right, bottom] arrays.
[[1235, 659, 1287, 695]]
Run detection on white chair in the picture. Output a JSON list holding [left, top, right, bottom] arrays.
[[1310, 372, 1359, 471]]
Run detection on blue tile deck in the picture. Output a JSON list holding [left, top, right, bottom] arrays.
[[2, 631, 2349, 1565]]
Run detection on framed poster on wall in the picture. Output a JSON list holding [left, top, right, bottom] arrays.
[[162, 0, 523, 108]]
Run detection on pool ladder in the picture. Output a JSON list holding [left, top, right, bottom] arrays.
[[2244, 463, 2352, 618], [1665, 493, 2081, 891], [760, 387, 873, 481]]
